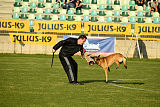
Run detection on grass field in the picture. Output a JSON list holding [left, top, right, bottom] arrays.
[[0, 54, 160, 107]]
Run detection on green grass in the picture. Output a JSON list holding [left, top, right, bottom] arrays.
[[0, 54, 160, 107]]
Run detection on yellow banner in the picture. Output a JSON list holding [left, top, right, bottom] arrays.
[[0, 19, 30, 32], [34, 21, 81, 33], [135, 24, 160, 35], [9, 33, 57, 45], [84, 22, 131, 35]]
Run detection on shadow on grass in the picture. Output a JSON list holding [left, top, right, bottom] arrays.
[[81, 80, 144, 85]]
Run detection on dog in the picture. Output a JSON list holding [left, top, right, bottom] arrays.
[[90, 53, 127, 82]]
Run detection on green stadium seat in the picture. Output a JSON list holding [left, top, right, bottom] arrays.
[[60, 15, 66, 21], [83, 5, 90, 9], [37, 8, 43, 13], [83, 16, 89, 22], [28, 14, 35, 20], [91, 4, 97, 10], [138, 18, 144, 23], [21, 8, 28, 13], [106, 17, 112, 22], [91, 17, 98, 22], [129, 11, 136, 17], [114, 0, 120, 5], [38, 3, 44, 8], [99, 5, 105, 10], [99, 0, 105, 5], [38, 0, 44, 2], [22, 2, 28, 7], [145, 6, 150, 12], [145, 18, 152, 23], [76, 10, 82, 15], [99, 11, 106, 16], [98, 16, 105, 22], [91, 10, 97, 16], [45, 3, 52, 8], [29, 8, 36, 13], [68, 9, 74, 15], [107, 0, 112, 5], [84, 0, 90, 4], [121, 0, 128, 5], [129, 0, 135, 5], [46, 0, 52, 3], [53, 4, 59, 9], [153, 18, 160, 24], [44, 15, 51, 20], [15, 0, 21, 1], [114, 17, 120, 22], [145, 12, 152, 17], [21, 14, 28, 19], [130, 17, 136, 23], [122, 12, 129, 16], [13, 7, 20, 13], [30, 2, 36, 8], [114, 5, 120, 11], [45, 9, 51, 14], [52, 15, 58, 21], [14, 2, 21, 7], [137, 6, 143, 12], [75, 16, 82, 21], [91, 0, 97, 4], [23, 0, 29, 2], [52, 0, 56, 3], [114, 11, 120, 16], [36, 14, 43, 20], [12, 13, 19, 19], [60, 9, 66, 15], [122, 17, 128, 23], [153, 12, 160, 24], [68, 16, 74, 21], [106, 11, 112, 17], [153, 12, 159, 17], [30, 0, 37, 2], [129, 6, 136, 11], [122, 6, 128, 11], [52, 9, 59, 14], [137, 12, 144, 17], [30, 20, 34, 26], [83, 10, 89, 15], [106, 6, 113, 10]]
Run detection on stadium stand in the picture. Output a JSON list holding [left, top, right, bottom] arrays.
[[8, 0, 159, 31]]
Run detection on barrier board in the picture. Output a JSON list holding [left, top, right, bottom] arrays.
[[34, 21, 81, 33], [0, 19, 30, 32], [135, 24, 160, 35], [9, 33, 57, 45], [84, 22, 131, 35]]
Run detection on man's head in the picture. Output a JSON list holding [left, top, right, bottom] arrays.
[[77, 35, 87, 45]]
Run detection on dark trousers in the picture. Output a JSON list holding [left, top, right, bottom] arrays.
[[59, 54, 78, 83]]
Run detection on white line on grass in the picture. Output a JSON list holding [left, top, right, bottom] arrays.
[[108, 79, 160, 93]]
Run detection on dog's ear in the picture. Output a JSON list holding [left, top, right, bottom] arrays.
[[87, 54, 91, 56], [98, 55, 100, 58]]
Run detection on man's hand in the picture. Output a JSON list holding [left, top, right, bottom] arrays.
[[53, 49, 56, 53]]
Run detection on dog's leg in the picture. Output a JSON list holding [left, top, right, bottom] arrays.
[[103, 67, 108, 82], [115, 61, 120, 69], [108, 67, 110, 72]]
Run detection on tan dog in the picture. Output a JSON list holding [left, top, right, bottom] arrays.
[[91, 53, 127, 82]]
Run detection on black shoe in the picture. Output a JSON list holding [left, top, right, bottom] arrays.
[[70, 81, 84, 85]]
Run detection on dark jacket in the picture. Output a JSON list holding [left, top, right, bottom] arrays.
[[53, 38, 83, 57]]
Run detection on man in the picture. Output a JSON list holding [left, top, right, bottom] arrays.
[[52, 35, 87, 85]]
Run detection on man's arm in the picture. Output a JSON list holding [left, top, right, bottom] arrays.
[[52, 38, 72, 53]]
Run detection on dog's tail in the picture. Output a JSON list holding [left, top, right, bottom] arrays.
[[122, 56, 127, 69]]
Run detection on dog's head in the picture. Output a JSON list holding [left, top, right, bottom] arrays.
[[90, 55, 101, 64]]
